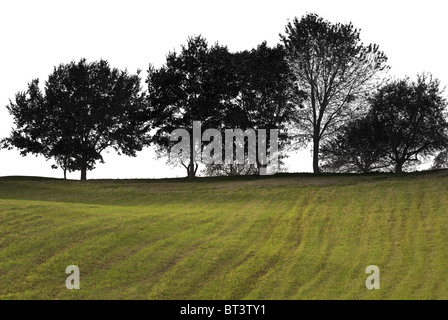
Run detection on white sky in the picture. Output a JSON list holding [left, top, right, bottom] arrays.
[[0, 0, 447, 179]]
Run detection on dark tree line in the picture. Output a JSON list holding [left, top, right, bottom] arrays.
[[1, 13, 448, 180], [147, 37, 301, 178]]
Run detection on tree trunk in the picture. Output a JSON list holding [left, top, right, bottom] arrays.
[[395, 161, 404, 174], [63, 168, 67, 180], [188, 162, 195, 179], [312, 135, 321, 174], [187, 138, 197, 179], [80, 160, 87, 181]]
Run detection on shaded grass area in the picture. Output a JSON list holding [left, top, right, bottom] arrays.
[[0, 171, 448, 299]]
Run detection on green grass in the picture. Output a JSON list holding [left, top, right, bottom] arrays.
[[0, 171, 448, 300]]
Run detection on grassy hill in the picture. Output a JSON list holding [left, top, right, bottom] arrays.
[[0, 171, 448, 300]]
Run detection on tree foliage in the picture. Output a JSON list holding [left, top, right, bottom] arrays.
[[368, 74, 448, 173], [148, 38, 300, 178], [432, 150, 448, 170], [2, 59, 149, 180], [280, 13, 389, 173], [321, 115, 390, 173], [201, 42, 301, 176], [147, 36, 237, 179], [229, 42, 302, 173]]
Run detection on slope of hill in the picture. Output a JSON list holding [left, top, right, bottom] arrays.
[[1, 171, 447, 299]]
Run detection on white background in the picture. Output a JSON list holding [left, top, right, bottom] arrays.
[[0, 0, 446, 179]]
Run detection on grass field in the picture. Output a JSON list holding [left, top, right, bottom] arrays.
[[1, 171, 448, 300]]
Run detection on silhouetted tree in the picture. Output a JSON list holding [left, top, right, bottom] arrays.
[[432, 150, 448, 170], [147, 36, 237, 179], [202, 159, 258, 177], [369, 75, 448, 173], [2, 59, 149, 180], [280, 13, 389, 173], [234, 42, 302, 174], [321, 115, 389, 173], [203, 42, 302, 176]]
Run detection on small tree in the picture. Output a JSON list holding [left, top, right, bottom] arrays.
[[369, 74, 448, 173], [321, 115, 390, 173], [233, 42, 301, 174], [280, 13, 389, 173], [432, 150, 448, 170], [202, 159, 258, 177], [2, 59, 149, 180]]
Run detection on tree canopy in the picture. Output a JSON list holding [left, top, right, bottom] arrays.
[[281, 13, 389, 173], [2, 14, 448, 179], [2, 59, 149, 180], [231, 42, 302, 173], [147, 35, 237, 179], [205, 42, 302, 176], [320, 115, 389, 173], [368, 74, 448, 173]]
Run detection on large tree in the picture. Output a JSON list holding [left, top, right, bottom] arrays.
[[205, 42, 302, 176], [234, 42, 302, 174], [147, 35, 237, 179], [2, 59, 149, 180], [369, 74, 448, 173], [280, 13, 389, 173]]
